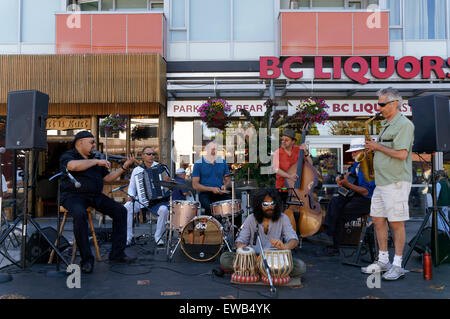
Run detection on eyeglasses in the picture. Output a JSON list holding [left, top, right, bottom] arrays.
[[262, 201, 275, 207], [144, 152, 156, 156], [378, 100, 397, 107]]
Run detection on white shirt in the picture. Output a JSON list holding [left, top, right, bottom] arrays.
[[127, 161, 159, 198], [1, 174, 7, 192]]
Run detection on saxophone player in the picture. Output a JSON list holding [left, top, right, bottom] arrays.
[[362, 87, 415, 281]]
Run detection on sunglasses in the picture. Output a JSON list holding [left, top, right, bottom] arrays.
[[378, 100, 397, 107], [262, 201, 275, 207], [144, 152, 157, 156]]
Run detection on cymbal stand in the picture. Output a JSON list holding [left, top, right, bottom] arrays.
[[231, 174, 235, 249]]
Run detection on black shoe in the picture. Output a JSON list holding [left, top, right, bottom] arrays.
[[314, 246, 340, 257], [109, 254, 137, 264], [80, 256, 95, 274]]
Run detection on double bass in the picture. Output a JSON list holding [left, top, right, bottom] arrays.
[[283, 123, 322, 237]]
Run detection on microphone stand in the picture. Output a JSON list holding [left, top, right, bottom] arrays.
[[114, 188, 151, 244], [255, 223, 277, 297]]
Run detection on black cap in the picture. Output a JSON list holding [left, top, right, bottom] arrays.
[[73, 131, 94, 145]]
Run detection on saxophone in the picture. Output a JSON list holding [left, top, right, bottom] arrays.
[[355, 112, 382, 183]]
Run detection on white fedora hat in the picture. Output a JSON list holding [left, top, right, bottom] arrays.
[[346, 137, 366, 152]]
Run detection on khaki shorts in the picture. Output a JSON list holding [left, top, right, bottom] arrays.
[[370, 181, 411, 222]]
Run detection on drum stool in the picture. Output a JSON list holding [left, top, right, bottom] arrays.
[[48, 206, 102, 264]]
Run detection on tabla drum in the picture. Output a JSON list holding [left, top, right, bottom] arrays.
[[180, 215, 223, 262], [231, 247, 260, 283], [257, 249, 293, 285], [210, 199, 242, 218], [172, 200, 199, 232]]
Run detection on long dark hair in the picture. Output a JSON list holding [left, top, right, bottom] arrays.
[[251, 188, 283, 224]]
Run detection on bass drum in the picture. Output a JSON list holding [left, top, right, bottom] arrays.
[[180, 215, 223, 262]]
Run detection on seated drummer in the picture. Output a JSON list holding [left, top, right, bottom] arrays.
[[172, 167, 192, 201], [192, 140, 231, 215], [220, 188, 306, 279]]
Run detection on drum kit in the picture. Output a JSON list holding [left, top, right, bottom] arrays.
[[159, 178, 291, 293], [160, 179, 258, 262]]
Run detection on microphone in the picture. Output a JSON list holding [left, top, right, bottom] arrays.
[[65, 168, 81, 188], [110, 185, 127, 193], [253, 224, 258, 246]]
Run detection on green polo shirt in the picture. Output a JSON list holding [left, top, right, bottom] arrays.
[[373, 112, 414, 186]]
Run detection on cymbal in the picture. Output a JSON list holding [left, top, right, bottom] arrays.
[[235, 185, 259, 191], [160, 180, 194, 191]]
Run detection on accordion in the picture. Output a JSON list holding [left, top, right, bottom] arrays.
[[135, 164, 170, 207]]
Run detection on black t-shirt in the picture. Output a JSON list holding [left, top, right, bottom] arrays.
[[59, 149, 109, 199]]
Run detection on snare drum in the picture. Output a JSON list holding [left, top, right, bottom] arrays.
[[172, 200, 199, 232], [210, 200, 241, 218], [257, 249, 293, 285], [180, 215, 223, 262], [231, 247, 260, 283]]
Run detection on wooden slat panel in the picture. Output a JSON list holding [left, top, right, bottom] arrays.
[[0, 54, 166, 105], [0, 102, 159, 116]]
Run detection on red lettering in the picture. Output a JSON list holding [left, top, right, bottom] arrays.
[[333, 56, 342, 79], [257, 105, 263, 112], [194, 105, 199, 112], [333, 104, 341, 112], [260, 56, 281, 79], [422, 56, 445, 79], [447, 58, 450, 78], [179, 106, 185, 112], [174, 105, 179, 112], [186, 105, 192, 112], [282, 56, 303, 79], [250, 105, 256, 113], [397, 56, 421, 79], [315, 57, 331, 79], [344, 57, 369, 84], [342, 104, 349, 112], [352, 104, 360, 113], [371, 56, 395, 79], [364, 103, 374, 114]]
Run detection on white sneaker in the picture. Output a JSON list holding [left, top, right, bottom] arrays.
[[361, 260, 392, 274], [382, 265, 405, 281], [155, 238, 165, 246]]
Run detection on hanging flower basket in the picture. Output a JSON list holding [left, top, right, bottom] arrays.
[[198, 98, 234, 130], [296, 98, 330, 125], [100, 114, 127, 133]]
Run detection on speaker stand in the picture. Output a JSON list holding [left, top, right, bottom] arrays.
[[403, 153, 450, 268], [0, 151, 70, 273]]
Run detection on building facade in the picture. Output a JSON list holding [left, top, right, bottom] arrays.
[[0, 0, 449, 218]]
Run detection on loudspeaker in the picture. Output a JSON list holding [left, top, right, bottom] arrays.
[[25, 227, 70, 264], [409, 94, 450, 153], [5, 90, 49, 150]]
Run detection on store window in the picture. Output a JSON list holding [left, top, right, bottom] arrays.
[[404, 0, 446, 40], [130, 118, 159, 157]]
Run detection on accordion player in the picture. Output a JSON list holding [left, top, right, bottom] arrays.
[[135, 164, 171, 207]]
